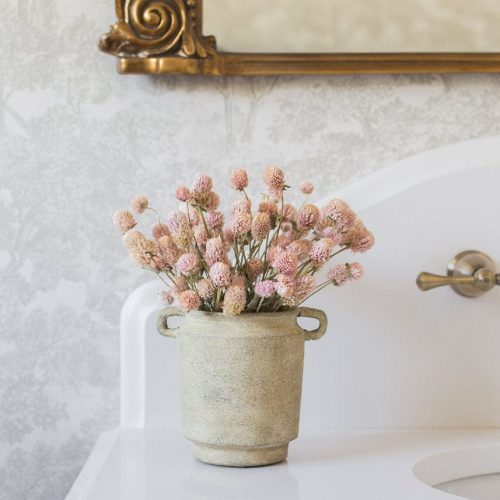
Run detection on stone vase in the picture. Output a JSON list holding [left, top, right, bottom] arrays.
[[157, 307, 327, 467]]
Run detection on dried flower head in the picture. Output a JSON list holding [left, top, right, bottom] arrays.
[[223, 226, 234, 246], [244, 258, 265, 280], [258, 200, 278, 218], [322, 226, 342, 245], [254, 280, 276, 298], [282, 203, 297, 222], [231, 169, 249, 191], [158, 290, 174, 305], [309, 238, 335, 267], [206, 210, 224, 230], [113, 210, 137, 234], [205, 237, 226, 267], [232, 212, 252, 237], [343, 222, 375, 253], [299, 181, 314, 195], [275, 274, 295, 299], [290, 275, 315, 304], [209, 262, 231, 287], [207, 191, 220, 210], [287, 239, 312, 259], [192, 173, 213, 193], [263, 166, 285, 192], [179, 290, 200, 312], [251, 212, 271, 241], [194, 225, 209, 245], [223, 284, 246, 316], [176, 186, 190, 202], [324, 199, 357, 232], [131, 195, 148, 214], [196, 278, 216, 300], [157, 235, 180, 266], [348, 262, 364, 280], [273, 250, 298, 276], [298, 204, 320, 229], [328, 264, 348, 286], [152, 223, 170, 240], [176, 253, 199, 275], [231, 198, 252, 216]]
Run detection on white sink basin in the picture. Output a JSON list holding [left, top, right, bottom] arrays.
[[414, 445, 500, 499]]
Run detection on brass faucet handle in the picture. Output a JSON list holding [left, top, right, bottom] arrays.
[[416, 250, 498, 298], [416, 272, 475, 291]]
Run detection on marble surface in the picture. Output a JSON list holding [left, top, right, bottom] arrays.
[[67, 427, 500, 499]]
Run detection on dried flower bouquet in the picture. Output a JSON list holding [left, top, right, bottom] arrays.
[[114, 167, 374, 315]]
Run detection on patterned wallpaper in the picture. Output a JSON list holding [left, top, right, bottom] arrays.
[[2, 1, 500, 498]]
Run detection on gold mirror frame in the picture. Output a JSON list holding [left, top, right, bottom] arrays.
[[99, 0, 500, 75]]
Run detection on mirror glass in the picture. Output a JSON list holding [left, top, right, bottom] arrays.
[[204, 0, 500, 53]]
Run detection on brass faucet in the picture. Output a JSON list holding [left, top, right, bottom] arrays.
[[417, 250, 499, 297]]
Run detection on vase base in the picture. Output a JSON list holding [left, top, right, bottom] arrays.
[[192, 442, 289, 467]]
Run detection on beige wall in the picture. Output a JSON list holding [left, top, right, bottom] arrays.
[[2, 0, 500, 498], [205, 0, 500, 52]]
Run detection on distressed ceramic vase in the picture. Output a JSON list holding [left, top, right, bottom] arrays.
[[157, 307, 327, 467]]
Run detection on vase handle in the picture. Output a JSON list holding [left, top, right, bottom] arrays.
[[296, 307, 328, 341], [157, 307, 185, 338]]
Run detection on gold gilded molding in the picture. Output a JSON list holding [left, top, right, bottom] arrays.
[[99, 0, 216, 59], [99, 0, 500, 75]]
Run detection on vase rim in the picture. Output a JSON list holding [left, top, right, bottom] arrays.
[[186, 308, 299, 318]]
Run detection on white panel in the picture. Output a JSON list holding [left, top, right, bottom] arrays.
[[121, 138, 500, 429]]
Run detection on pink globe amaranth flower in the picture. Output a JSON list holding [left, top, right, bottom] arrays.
[[254, 280, 276, 298], [342, 222, 375, 253], [157, 235, 180, 266], [300, 181, 314, 195], [273, 250, 298, 276], [232, 212, 252, 237], [287, 238, 312, 259], [258, 200, 278, 218], [192, 173, 213, 193], [131, 195, 148, 214], [196, 278, 216, 300], [275, 274, 295, 299], [282, 203, 297, 222], [298, 204, 320, 229], [176, 253, 199, 275], [152, 222, 170, 240], [328, 264, 348, 286], [205, 237, 226, 267], [223, 285, 246, 316], [166, 211, 188, 234], [263, 166, 285, 190], [206, 210, 224, 230], [113, 210, 137, 234], [348, 262, 364, 280], [244, 258, 265, 280], [231, 198, 252, 216], [194, 225, 209, 245], [231, 169, 249, 190], [176, 186, 190, 202], [123, 229, 147, 251], [223, 226, 234, 245], [290, 275, 316, 305], [251, 212, 271, 241], [207, 191, 220, 210], [324, 199, 357, 232], [309, 238, 335, 267], [209, 262, 232, 287], [158, 290, 174, 305], [322, 226, 342, 245], [179, 290, 201, 312]]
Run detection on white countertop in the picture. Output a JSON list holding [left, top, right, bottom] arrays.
[[67, 427, 500, 499]]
